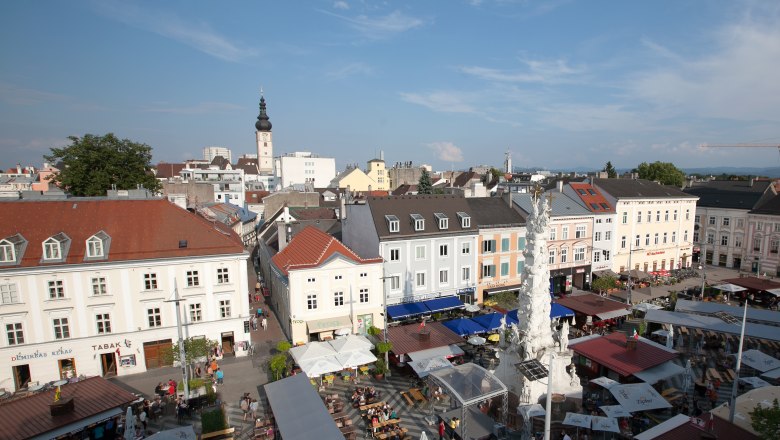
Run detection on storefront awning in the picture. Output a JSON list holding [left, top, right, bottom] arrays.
[[484, 283, 523, 295], [595, 308, 631, 320], [423, 296, 464, 313], [387, 302, 429, 319], [551, 303, 575, 319], [38, 407, 123, 440], [632, 361, 685, 384], [407, 344, 465, 362], [307, 315, 352, 333]]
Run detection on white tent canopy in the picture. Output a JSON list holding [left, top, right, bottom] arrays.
[[599, 405, 632, 418], [590, 376, 619, 390], [739, 376, 772, 388], [409, 355, 455, 378], [713, 283, 747, 293], [335, 350, 377, 369], [298, 356, 344, 377], [562, 412, 592, 428], [634, 303, 663, 313], [633, 361, 686, 384], [290, 341, 337, 364], [740, 349, 780, 373], [329, 334, 374, 353], [407, 344, 465, 362], [591, 416, 620, 433], [609, 383, 672, 412], [761, 367, 780, 380], [765, 288, 780, 297]]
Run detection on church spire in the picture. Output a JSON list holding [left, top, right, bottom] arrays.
[[255, 89, 272, 131]]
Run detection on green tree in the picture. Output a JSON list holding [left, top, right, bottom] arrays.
[[751, 398, 780, 438], [591, 276, 616, 294], [276, 341, 291, 353], [269, 353, 288, 381], [603, 161, 617, 178], [418, 169, 433, 194], [44, 133, 162, 196], [161, 337, 217, 367], [633, 161, 686, 187]]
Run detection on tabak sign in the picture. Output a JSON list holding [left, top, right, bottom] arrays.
[[92, 339, 132, 354]]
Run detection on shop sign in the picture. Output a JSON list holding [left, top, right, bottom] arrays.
[[92, 338, 132, 352], [576, 268, 585, 274], [457, 288, 475, 295], [646, 251, 665, 256], [11, 346, 73, 362]]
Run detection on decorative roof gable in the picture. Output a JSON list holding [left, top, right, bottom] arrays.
[[271, 226, 382, 275]]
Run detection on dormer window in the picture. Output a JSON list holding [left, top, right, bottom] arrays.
[[410, 213, 425, 231], [0, 234, 27, 266], [385, 215, 400, 233], [457, 212, 471, 228], [434, 213, 448, 230], [0, 240, 15, 263], [85, 231, 111, 260], [42, 233, 70, 262]]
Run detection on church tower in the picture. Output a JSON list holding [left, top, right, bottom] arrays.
[[255, 92, 273, 174]]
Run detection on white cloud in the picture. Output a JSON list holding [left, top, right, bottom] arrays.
[[399, 91, 476, 114], [95, 2, 257, 62], [327, 62, 373, 79], [427, 141, 464, 162], [333, 1, 349, 10], [0, 82, 68, 105], [143, 102, 243, 114], [324, 10, 425, 39], [459, 57, 584, 84]]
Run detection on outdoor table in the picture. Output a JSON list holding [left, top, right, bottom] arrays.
[[332, 411, 348, 421], [707, 368, 722, 382], [372, 418, 402, 430], [360, 401, 385, 412], [409, 388, 426, 403], [679, 326, 688, 335]]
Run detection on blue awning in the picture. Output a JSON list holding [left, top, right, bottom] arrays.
[[442, 318, 487, 336], [506, 309, 519, 326], [471, 312, 505, 332], [423, 296, 465, 313], [387, 302, 429, 320], [551, 303, 575, 319]]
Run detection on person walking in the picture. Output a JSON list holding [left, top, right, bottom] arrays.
[[252, 316, 258, 331], [216, 368, 224, 385], [250, 398, 259, 421], [240, 395, 250, 422], [438, 419, 446, 440], [262, 317, 267, 331]]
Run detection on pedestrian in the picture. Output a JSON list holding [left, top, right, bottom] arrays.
[[250, 398, 259, 420], [562, 430, 572, 440], [438, 419, 445, 440], [138, 407, 147, 431], [240, 395, 250, 421], [262, 317, 267, 331], [216, 368, 224, 385], [252, 316, 258, 331]]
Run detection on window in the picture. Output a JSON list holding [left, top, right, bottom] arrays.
[[457, 212, 471, 228], [390, 248, 400, 261], [647, 212, 651, 222], [604, 250, 610, 260], [307, 294, 318, 310], [462, 267, 471, 282], [144, 273, 158, 290], [635, 235, 640, 247], [758, 223, 764, 231], [0, 239, 15, 263], [217, 268, 230, 284], [462, 242, 471, 254], [723, 218, 730, 227], [735, 235, 743, 248], [307, 277, 316, 283], [334, 275, 342, 280], [695, 215, 701, 223], [386, 215, 400, 233], [440, 269, 449, 284], [560, 247, 568, 263], [596, 218, 602, 224], [686, 209, 690, 220], [43, 237, 62, 260], [517, 260, 525, 275], [548, 249, 555, 264], [482, 240, 496, 254], [656, 211, 661, 222], [440, 244, 449, 257], [663, 232, 668, 244], [410, 213, 425, 231], [359, 288, 369, 303], [645, 234, 650, 246], [674, 210, 678, 221], [654, 233, 659, 245], [219, 300, 231, 318], [517, 237, 526, 250], [96, 313, 111, 334], [415, 245, 426, 260], [576, 225, 586, 238], [605, 231, 611, 240], [360, 272, 367, 278], [416, 272, 426, 288], [500, 262, 510, 276], [86, 236, 104, 258], [594, 232, 601, 242], [637, 211, 642, 223], [561, 227, 569, 240], [6, 323, 23, 345], [593, 252, 600, 262], [147, 308, 161, 328], [737, 218, 744, 228], [1, 284, 20, 304], [53, 318, 70, 339], [754, 237, 762, 251], [91, 277, 107, 295], [665, 210, 669, 221], [186, 270, 200, 287], [622, 212, 628, 224], [501, 238, 510, 251], [771, 238, 779, 254], [721, 235, 729, 246], [390, 275, 400, 290], [694, 230, 699, 242], [621, 236, 626, 249], [707, 233, 714, 245], [334, 291, 344, 306], [435, 213, 449, 230], [189, 303, 203, 321], [709, 216, 716, 225], [549, 229, 556, 241], [776, 224, 780, 233], [571, 247, 583, 262], [48, 280, 64, 299], [482, 264, 496, 278]]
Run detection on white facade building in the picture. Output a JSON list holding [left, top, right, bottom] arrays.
[[0, 199, 249, 391], [203, 146, 232, 163], [179, 166, 246, 204], [276, 152, 337, 189]]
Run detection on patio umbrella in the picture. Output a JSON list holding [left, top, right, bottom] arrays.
[[124, 406, 136, 440], [562, 412, 592, 428], [591, 416, 620, 433], [599, 405, 631, 418], [713, 283, 746, 302], [419, 432, 429, 440], [464, 303, 481, 313], [590, 376, 619, 390], [739, 376, 772, 388], [467, 336, 486, 346], [334, 328, 351, 336], [487, 334, 500, 342]]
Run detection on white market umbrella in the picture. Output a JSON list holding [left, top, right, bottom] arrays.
[[562, 412, 592, 428], [467, 336, 487, 346], [590, 376, 619, 390], [666, 325, 674, 349], [335, 350, 377, 369], [334, 328, 351, 336], [289, 342, 337, 364], [599, 405, 632, 418], [739, 376, 772, 388], [124, 406, 136, 440], [298, 356, 344, 377], [591, 416, 620, 433], [464, 303, 481, 313], [713, 283, 747, 302], [419, 432, 429, 440], [329, 334, 374, 353]]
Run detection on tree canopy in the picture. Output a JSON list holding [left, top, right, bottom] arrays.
[[418, 169, 433, 194], [591, 275, 617, 294], [633, 161, 686, 187], [603, 161, 617, 178], [751, 398, 780, 438], [45, 133, 161, 196], [161, 336, 217, 367]]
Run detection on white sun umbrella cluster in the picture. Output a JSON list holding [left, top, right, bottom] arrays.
[[289, 335, 376, 378]]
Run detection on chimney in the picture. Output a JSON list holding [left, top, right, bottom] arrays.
[[557, 180, 564, 193], [626, 334, 637, 351], [340, 192, 347, 220]]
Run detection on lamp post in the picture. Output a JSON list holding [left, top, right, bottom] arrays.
[[164, 279, 189, 401], [698, 244, 707, 301], [729, 301, 749, 422], [379, 274, 392, 378]]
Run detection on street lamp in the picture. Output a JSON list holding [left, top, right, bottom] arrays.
[[728, 301, 749, 423], [164, 279, 189, 401], [379, 274, 392, 378], [698, 244, 707, 301]]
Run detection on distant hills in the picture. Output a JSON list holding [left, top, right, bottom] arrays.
[[514, 166, 780, 178]]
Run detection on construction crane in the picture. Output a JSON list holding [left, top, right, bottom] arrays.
[[700, 143, 780, 160]]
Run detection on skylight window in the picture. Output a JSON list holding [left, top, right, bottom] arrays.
[[410, 213, 425, 231], [434, 212, 448, 230], [385, 215, 400, 233]]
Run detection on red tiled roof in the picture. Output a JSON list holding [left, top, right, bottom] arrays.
[[246, 190, 271, 203], [555, 293, 629, 317], [649, 412, 758, 440], [155, 162, 185, 178], [569, 183, 614, 213], [570, 332, 677, 377], [0, 376, 137, 440], [383, 322, 463, 355], [721, 276, 780, 291], [271, 226, 382, 276], [0, 199, 244, 268]]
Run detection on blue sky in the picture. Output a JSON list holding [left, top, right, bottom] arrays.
[[2, 0, 780, 172]]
